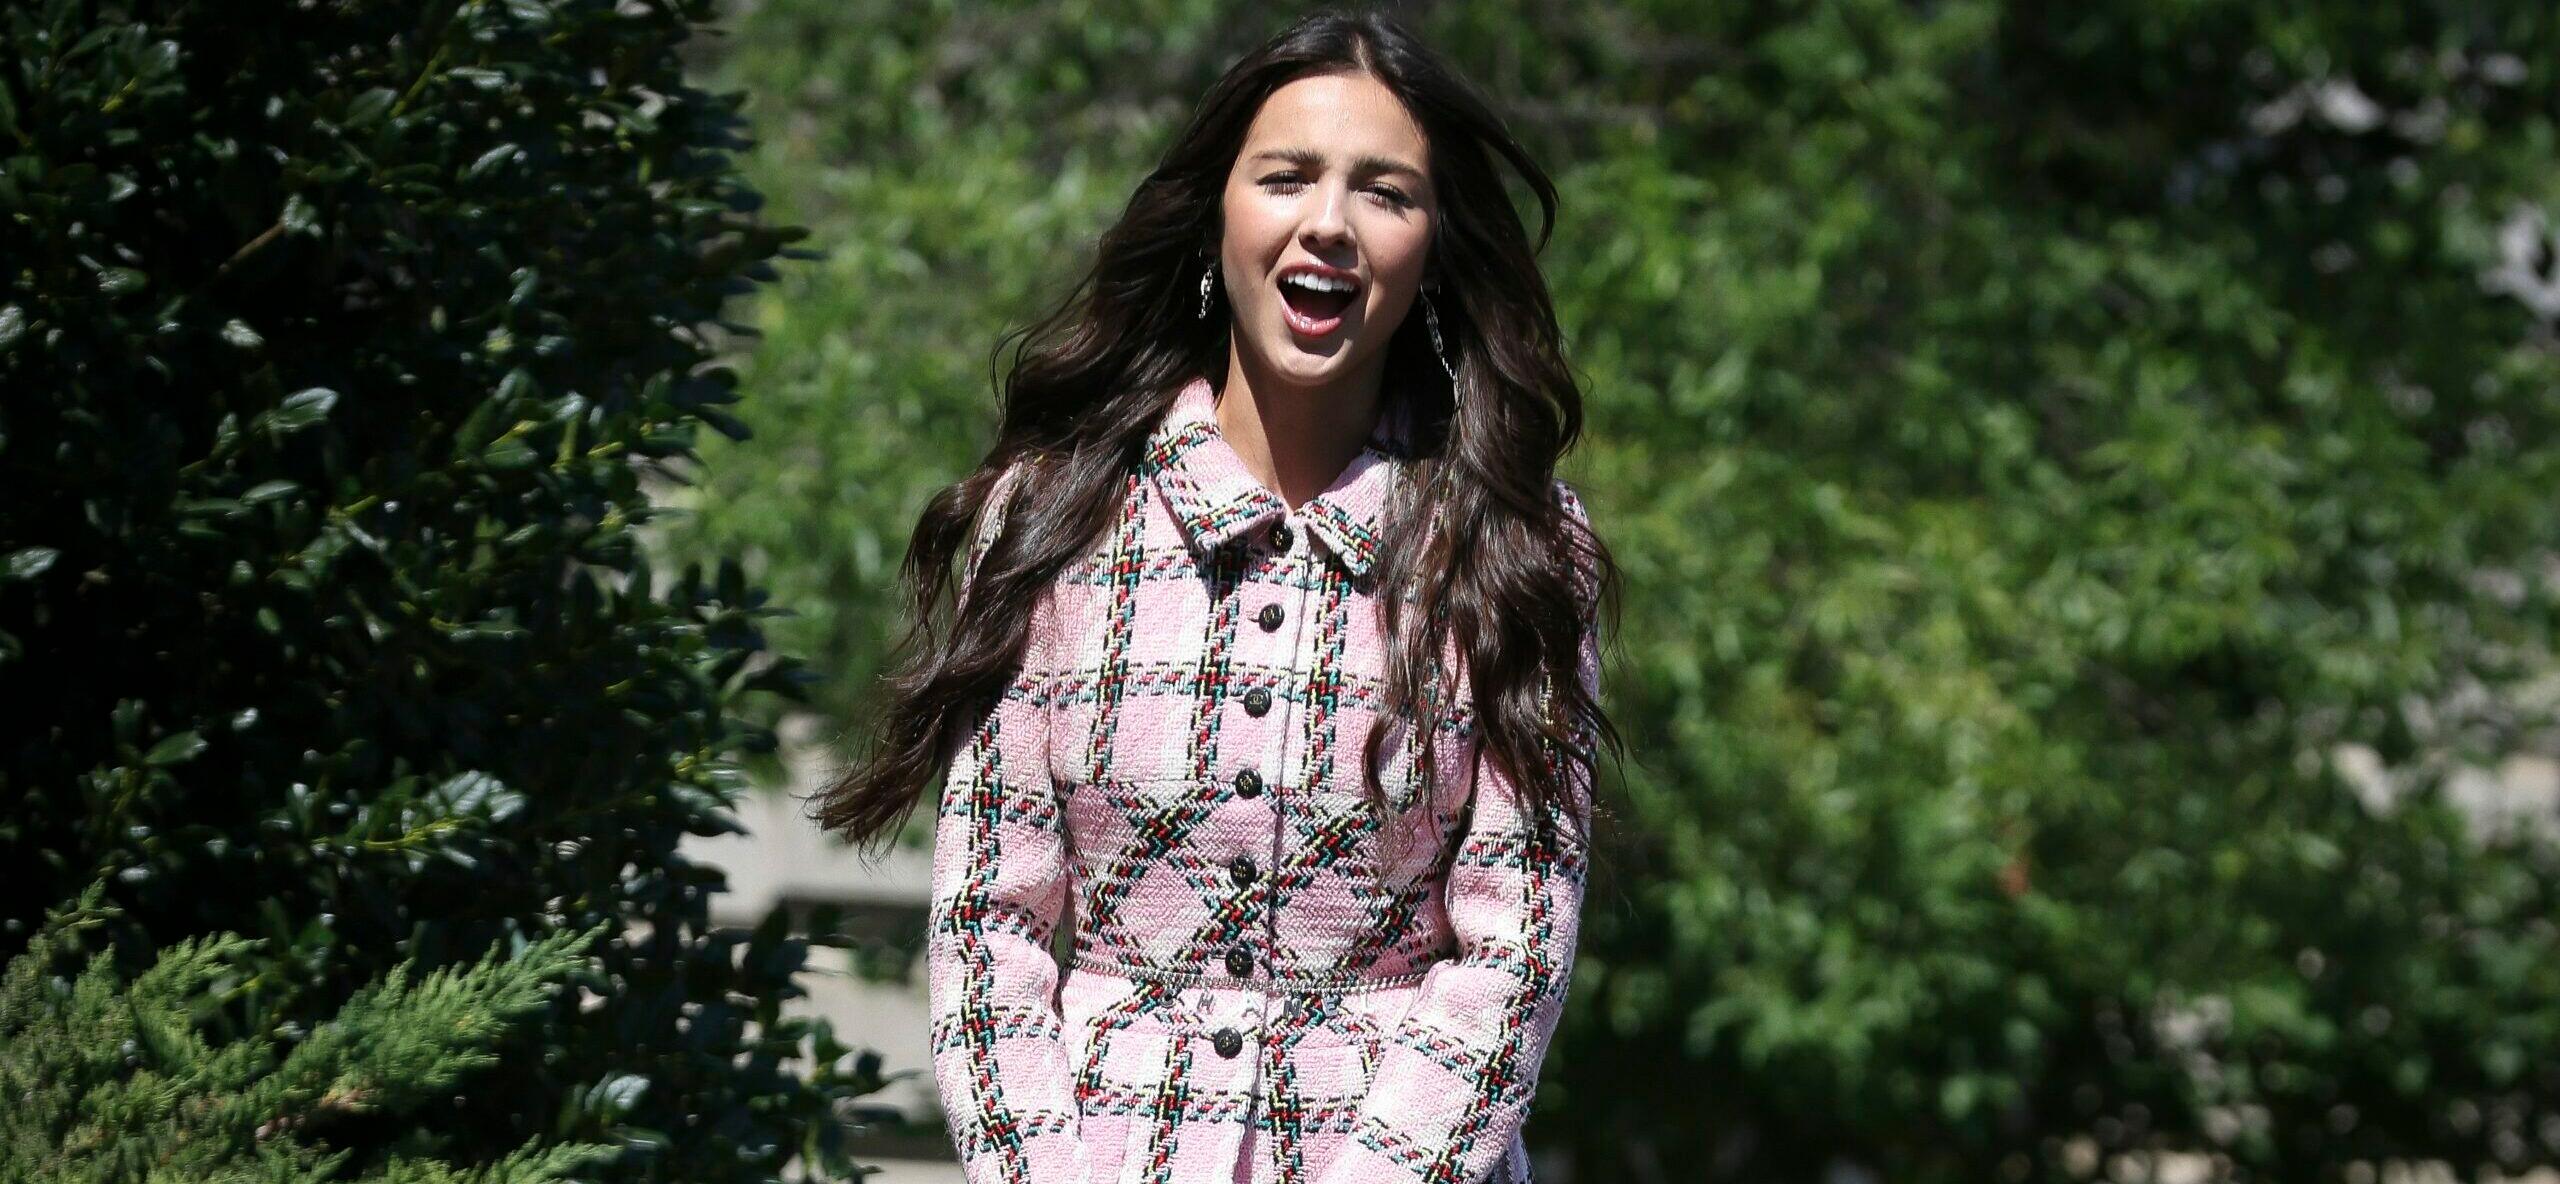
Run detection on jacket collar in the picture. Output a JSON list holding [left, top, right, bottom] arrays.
[[1141, 375, 1413, 578]]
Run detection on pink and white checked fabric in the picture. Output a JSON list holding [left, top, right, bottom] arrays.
[[925, 374, 1601, 1184]]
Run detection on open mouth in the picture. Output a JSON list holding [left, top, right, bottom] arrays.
[[1277, 271, 1358, 336]]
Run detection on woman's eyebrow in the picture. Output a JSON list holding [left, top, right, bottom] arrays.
[[1247, 146, 1425, 181]]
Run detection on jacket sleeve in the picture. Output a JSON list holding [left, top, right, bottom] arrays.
[[925, 459, 1095, 1184], [1311, 480, 1604, 1184]]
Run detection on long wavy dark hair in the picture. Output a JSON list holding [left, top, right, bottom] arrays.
[[811, 6, 1621, 862]]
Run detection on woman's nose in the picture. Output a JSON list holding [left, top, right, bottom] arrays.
[[1299, 185, 1351, 248]]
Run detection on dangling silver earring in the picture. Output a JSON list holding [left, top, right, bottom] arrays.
[[1197, 258, 1217, 320], [1422, 285, 1459, 383]]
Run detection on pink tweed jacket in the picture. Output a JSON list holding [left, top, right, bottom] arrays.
[[925, 374, 1601, 1184]]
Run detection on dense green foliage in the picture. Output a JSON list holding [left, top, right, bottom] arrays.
[[0, 0, 880, 1180], [2, 885, 615, 1184], [679, 2, 2560, 1181]]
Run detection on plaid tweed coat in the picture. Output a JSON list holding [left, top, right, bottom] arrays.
[[926, 374, 1601, 1184]]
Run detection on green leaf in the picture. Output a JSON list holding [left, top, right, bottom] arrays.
[[143, 730, 207, 766], [264, 387, 339, 432], [595, 1073, 651, 1117], [5, 547, 57, 580], [437, 771, 526, 823], [281, 193, 319, 235], [464, 143, 522, 182], [482, 439, 539, 469], [345, 86, 397, 127]]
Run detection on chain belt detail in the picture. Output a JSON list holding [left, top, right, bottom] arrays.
[[1069, 949, 1436, 996]]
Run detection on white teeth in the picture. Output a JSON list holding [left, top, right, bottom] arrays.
[[1281, 271, 1356, 294]]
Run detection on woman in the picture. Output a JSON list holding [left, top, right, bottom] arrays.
[[813, 9, 1621, 1183]]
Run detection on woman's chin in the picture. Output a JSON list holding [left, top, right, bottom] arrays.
[[1260, 342, 1355, 384]]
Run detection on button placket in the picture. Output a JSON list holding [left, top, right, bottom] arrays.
[[1249, 517, 1322, 1113], [1238, 516, 1310, 1012], [1268, 516, 1321, 969], [1243, 517, 1306, 818]]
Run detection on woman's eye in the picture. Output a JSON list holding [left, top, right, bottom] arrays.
[[1259, 174, 1414, 208]]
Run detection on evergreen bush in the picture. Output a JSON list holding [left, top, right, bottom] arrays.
[[0, 1, 876, 1180], [2, 884, 616, 1184]]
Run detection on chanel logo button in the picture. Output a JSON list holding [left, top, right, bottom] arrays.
[[1213, 1026, 1244, 1058], [1232, 768, 1264, 798], [1242, 686, 1273, 716], [1267, 522, 1294, 552], [1257, 603, 1284, 631], [1230, 853, 1258, 887], [1225, 945, 1255, 978]]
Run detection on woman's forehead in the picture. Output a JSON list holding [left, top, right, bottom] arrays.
[[1238, 73, 1429, 171]]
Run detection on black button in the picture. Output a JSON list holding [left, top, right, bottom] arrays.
[[1268, 522, 1294, 552], [1230, 853, 1258, 887], [1213, 1026, 1243, 1058], [1257, 603, 1284, 631], [1243, 686, 1272, 716], [1233, 768, 1264, 798], [1225, 945, 1255, 977]]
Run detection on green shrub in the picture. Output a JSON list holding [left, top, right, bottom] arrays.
[[2, 883, 616, 1184], [0, 0, 876, 1180]]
